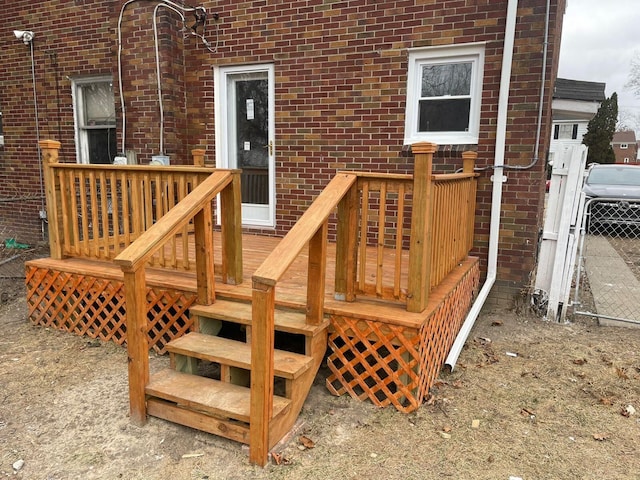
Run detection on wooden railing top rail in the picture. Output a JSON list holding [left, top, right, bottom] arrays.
[[342, 170, 478, 182], [49, 163, 219, 175], [252, 172, 357, 286], [114, 170, 235, 272], [433, 172, 479, 181]]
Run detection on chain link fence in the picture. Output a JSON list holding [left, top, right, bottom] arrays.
[[573, 198, 640, 326], [0, 239, 49, 306]]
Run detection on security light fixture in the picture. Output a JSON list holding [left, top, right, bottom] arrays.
[[13, 30, 34, 45]]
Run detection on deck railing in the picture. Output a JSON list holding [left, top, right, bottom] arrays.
[[248, 142, 478, 464], [41, 141, 218, 270], [39, 139, 243, 425]]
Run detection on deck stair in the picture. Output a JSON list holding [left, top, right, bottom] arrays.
[[144, 297, 329, 449]]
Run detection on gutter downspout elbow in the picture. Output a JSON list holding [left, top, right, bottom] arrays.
[[444, 0, 519, 371]]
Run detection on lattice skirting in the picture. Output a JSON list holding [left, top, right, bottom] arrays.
[[326, 259, 480, 413], [25, 265, 196, 354]]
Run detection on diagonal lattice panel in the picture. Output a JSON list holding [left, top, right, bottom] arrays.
[[327, 260, 479, 413], [146, 288, 196, 354], [327, 316, 422, 412], [26, 265, 196, 354]]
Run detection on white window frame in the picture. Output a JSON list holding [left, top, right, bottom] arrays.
[[71, 76, 116, 164], [404, 43, 485, 145], [620, 143, 628, 149]]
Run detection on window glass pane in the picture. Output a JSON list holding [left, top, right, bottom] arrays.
[[421, 62, 472, 97], [87, 128, 117, 164], [418, 98, 470, 132], [81, 83, 115, 126], [557, 124, 574, 139]]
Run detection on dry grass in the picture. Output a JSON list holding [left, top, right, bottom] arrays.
[[1, 295, 639, 479]]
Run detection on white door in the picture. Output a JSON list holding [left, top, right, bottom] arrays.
[[215, 64, 275, 227]]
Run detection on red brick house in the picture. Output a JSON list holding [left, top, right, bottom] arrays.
[[611, 130, 639, 165], [0, 0, 565, 307]]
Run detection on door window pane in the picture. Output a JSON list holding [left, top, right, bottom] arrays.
[[234, 78, 269, 204]]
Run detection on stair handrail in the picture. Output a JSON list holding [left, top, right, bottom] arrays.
[[114, 168, 243, 426], [249, 172, 358, 465]]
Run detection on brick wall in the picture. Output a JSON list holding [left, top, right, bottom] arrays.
[[0, 0, 565, 305]]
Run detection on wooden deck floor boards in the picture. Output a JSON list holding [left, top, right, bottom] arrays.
[[27, 232, 475, 330]]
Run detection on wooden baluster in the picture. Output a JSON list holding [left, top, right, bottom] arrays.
[[166, 174, 178, 268], [375, 182, 387, 297], [194, 202, 215, 304], [88, 171, 99, 258], [40, 140, 63, 259], [69, 170, 81, 256], [98, 171, 109, 259], [306, 221, 328, 325], [58, 168, 71, 256], [335, 182, 358, 301], [178, 176, 189, 269], [220, 172, 243, 285], [122, 171, 132, 247], [358, 181, 369, 292], [394, 183, 406, 299], [153, 172, 165, 266], [407, 142, 436, 313], [110, 170, 121, 256], [250, 280, 275, 467]]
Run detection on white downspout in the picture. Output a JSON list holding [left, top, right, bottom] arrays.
[[444, 0, 519, 370]]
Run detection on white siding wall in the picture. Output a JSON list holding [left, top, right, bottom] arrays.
[[548, 120, 589, 164]]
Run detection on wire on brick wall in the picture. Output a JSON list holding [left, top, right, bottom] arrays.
[[117, 0, 219, 158]]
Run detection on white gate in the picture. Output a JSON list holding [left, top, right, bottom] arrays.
[[533, 145, 587, 321]]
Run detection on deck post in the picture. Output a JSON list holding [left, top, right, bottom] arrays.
[[220, 172, 243, 285], [40, 140, 63, 259], [122, 265, 149, 425], [194, 202, 215, 304], [407, 142, 437, 313], [462, 150, 477, 174], [462, 151, 478, 252], [192, 149, 206, 167], [334, 181, 358, 301], [306, 221, 328, 324], [250, 280, 275, 466]]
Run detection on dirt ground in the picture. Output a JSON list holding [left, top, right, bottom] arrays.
[[1, 275, 640, 479]]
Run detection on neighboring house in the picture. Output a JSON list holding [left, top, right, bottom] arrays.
[[0, 0, 566, 307], [611, 130, 639, 164], [549, 78, 605, 165]]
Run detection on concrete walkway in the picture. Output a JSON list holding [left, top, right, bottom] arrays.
[[583, 235, 640, 326]]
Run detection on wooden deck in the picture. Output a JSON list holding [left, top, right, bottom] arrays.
[[30, 140, 481, 465], [27, 231, 479, 411]]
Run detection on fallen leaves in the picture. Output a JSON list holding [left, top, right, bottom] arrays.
[[615, 367, 629, 380], [298, 435, 315, 449], [271, 452, 291, 465]]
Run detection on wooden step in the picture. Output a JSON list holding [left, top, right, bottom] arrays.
[[146, 369, 291, 423], [190, 299, 330, 336], [167, 332, 313, 380]]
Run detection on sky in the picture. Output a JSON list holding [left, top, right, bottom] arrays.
[[558, 0, 640, 127]]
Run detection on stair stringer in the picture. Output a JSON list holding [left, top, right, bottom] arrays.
[[267, 326, 328, 449]]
